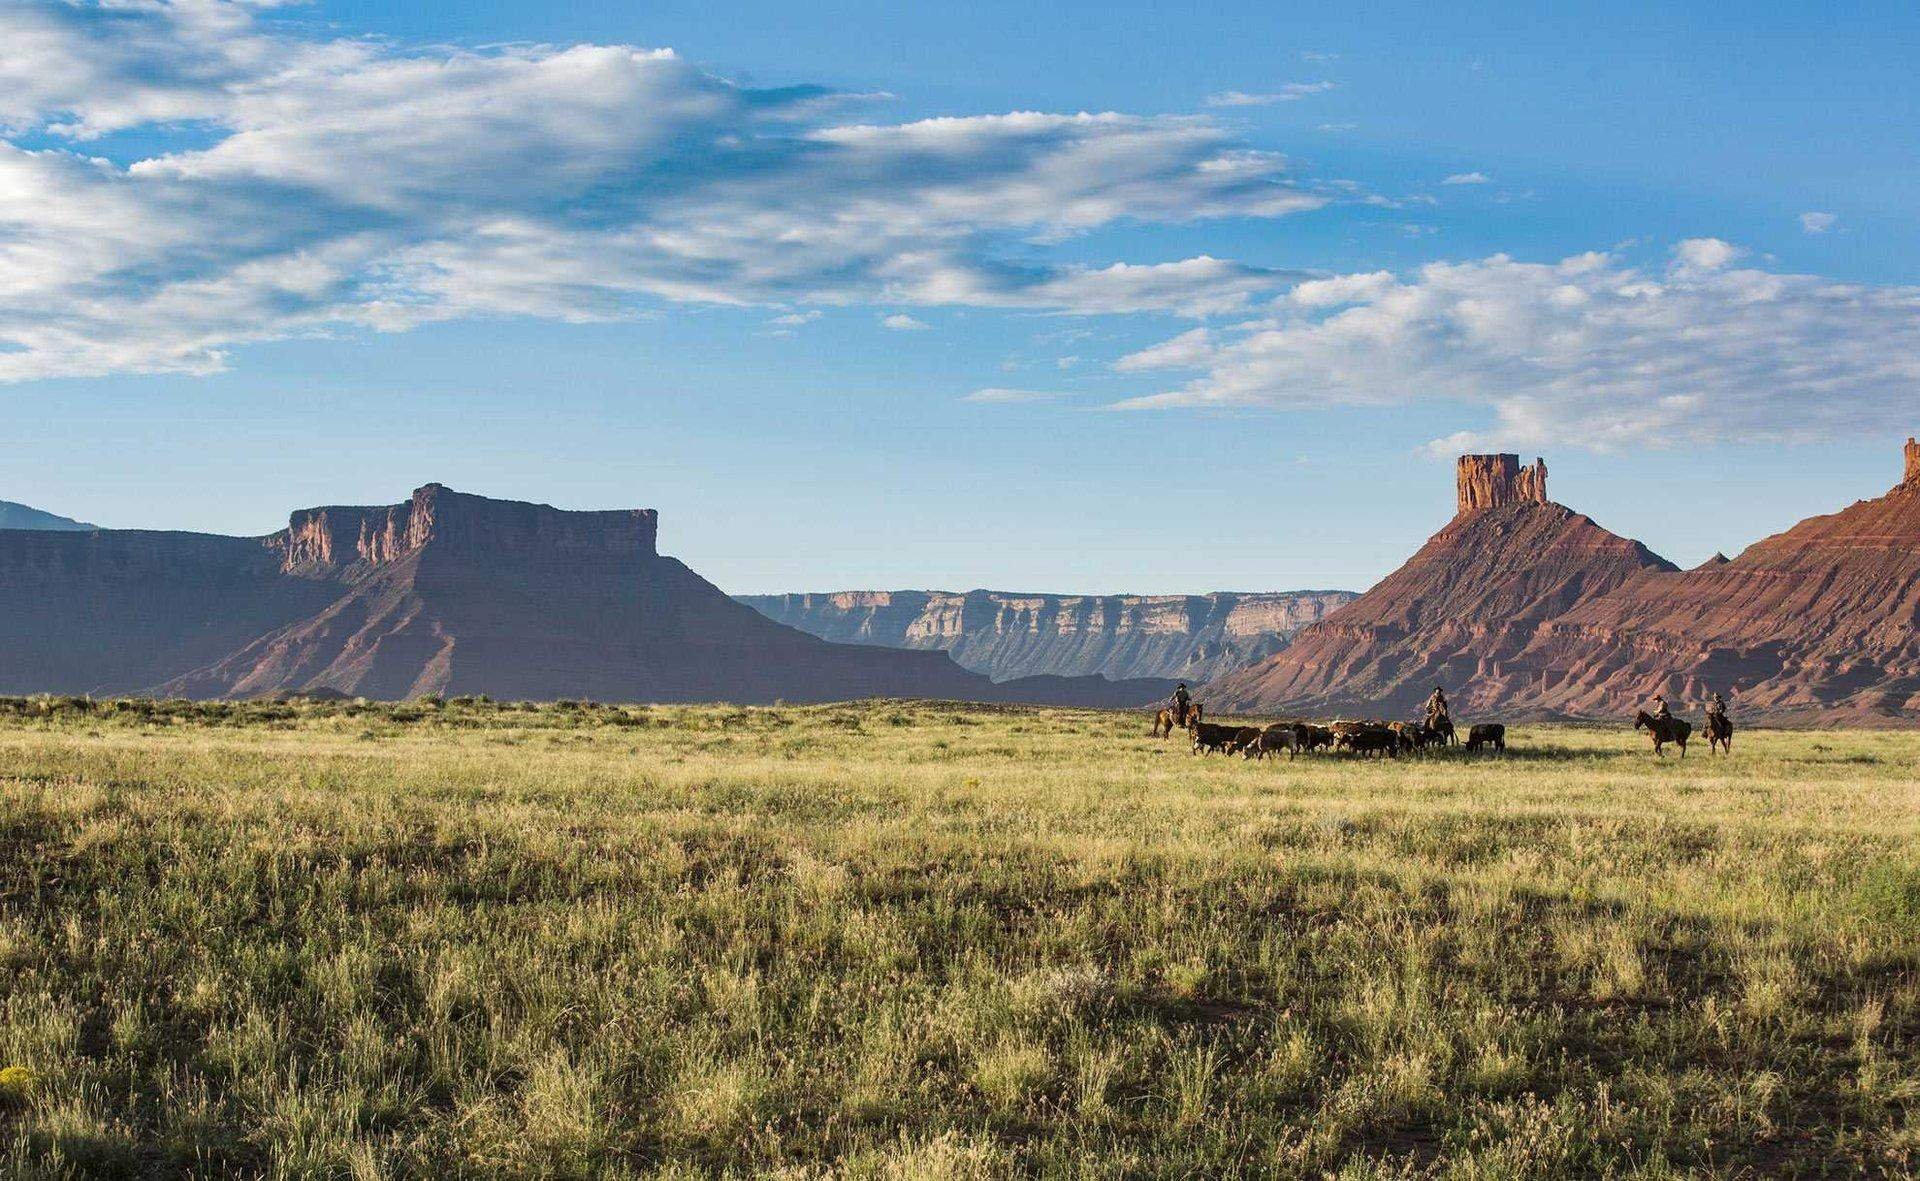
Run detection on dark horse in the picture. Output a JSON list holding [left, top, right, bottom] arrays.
[[1705, 711, 1733, 755], [1634, 710, 1692, 758], [1152, 701, 1201, 738]]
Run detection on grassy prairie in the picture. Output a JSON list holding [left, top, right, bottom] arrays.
[[0, 695, 1916, 1178]]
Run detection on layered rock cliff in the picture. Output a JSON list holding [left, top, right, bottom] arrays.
[[1213, 444, 1920, 724], [738, 589, 1356, 682], [0, 483, 1168, 707], [1208, 454, 1678, 718], [1502, 442, 1920, 722]]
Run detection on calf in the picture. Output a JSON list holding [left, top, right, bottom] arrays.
[[1241, 723, 1300, 761], [1464, 723, 1506, 754]]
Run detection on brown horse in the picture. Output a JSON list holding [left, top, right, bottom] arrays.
[[1705, 711, 1733, 755], [1152, 701, 1201, 738], [1634, 710, 1691, 757]]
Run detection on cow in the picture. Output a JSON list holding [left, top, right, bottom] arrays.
[[1464, 723, 1506, 754], [1295, 723, 1336, 752], [1389, 720, 1438, 753], [1241, 723, 1300, 761], [1332, 721, 1398, 758], [1189, 721, 1238, 755]]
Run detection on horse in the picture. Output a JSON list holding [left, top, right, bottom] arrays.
[[1634, 710, 1692, 758], [1705, 711, 1733, 755], [1152, 701, 1201, 738], [1428, 716, 1456, 746]]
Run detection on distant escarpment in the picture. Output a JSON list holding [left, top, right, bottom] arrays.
[[1210, 444, 1920, 724], [0, 483, 1169, 708], [738, 589, 1357, 683], [0, 500, 95, 531]]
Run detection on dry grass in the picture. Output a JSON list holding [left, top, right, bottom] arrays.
[[0, 695, 1916, 1177]]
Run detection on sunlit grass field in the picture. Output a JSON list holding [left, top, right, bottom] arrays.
[[0, 695, 1916, 1178]]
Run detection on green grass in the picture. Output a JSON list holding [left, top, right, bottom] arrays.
[[0, 695, 1917, 1178]]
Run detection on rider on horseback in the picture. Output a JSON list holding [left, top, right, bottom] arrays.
[[1424, 686, 1451, 729], [1171, 683, 1193, 726], [1649, 694, 1673, 723], [1706, 692, 1727, 721]]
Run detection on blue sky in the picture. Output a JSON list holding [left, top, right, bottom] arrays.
[[3, 0, 1918, 593]]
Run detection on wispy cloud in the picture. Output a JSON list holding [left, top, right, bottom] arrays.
[[1205, 83, 1337, 107], [1441, 171, 1490, 185], [881, 313, 930, 331], [1799, 211, 1838, 234], [964, 387, 1063, 403], [1111, 240, 1920, 451], [0, 1, 1329, 382]]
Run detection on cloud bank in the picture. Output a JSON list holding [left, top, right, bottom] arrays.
[[0, 1, 1324, 380], [1114, 240, 1920, 449]]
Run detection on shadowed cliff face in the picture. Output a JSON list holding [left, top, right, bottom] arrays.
[[0, 484, 1166, 706], [736, 590, 1357, 682], [271, 484, 660, 571]]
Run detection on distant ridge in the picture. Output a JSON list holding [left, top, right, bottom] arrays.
[[0, 483, 1171, 707], [739, 589, 1356, 682], [0, 501, 95, 531]]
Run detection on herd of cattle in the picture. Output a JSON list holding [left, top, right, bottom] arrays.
[[1163, 710, 1507, 760]]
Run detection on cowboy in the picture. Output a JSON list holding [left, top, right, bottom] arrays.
[[1705, 692, 1727, 721], [1170, 682, 1193, 726], [1649, 694, 1673, 723], [1424, 686, 1450, 728]]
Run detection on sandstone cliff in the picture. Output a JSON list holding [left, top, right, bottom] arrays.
[[1503, 442, 1920, 723], [1, 483, 1169, 707], [1207, 455, 1678, 718], [738, 589, 1356, 682]]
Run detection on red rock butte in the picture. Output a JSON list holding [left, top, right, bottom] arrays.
[[1456, 454, 1549, 514], [1211, 439, 1920, 724], [0, 483, 1169, 706]]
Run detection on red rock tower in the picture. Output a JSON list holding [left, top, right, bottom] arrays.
[[1456, 454, 1549, 515], [1904, 437, 1920, 486]]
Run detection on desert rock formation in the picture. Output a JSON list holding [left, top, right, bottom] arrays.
[[1211, 445, 1920, 724], [738, 589, 1356, 682], [1208, 454, 1679, 718], [0, 484, 1170, 707]]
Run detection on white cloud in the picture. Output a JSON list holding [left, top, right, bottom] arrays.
[[1111, 241, 1920, 451], [964, 387, 1062, 403], [771, 311, 822, 326], [1671, 236, 1743, 272], [881, 313, 929, 331], [0, 2, 1328, 382], [1800, 211, 1838, 234], [1205, 83, 1337, 107], [1441, 171, 1490, 185]]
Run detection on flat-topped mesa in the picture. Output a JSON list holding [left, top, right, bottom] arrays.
[[1903, 437, 1920, 487], [271, 483, 659, 571], [1456, 454, 1549, 515]]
